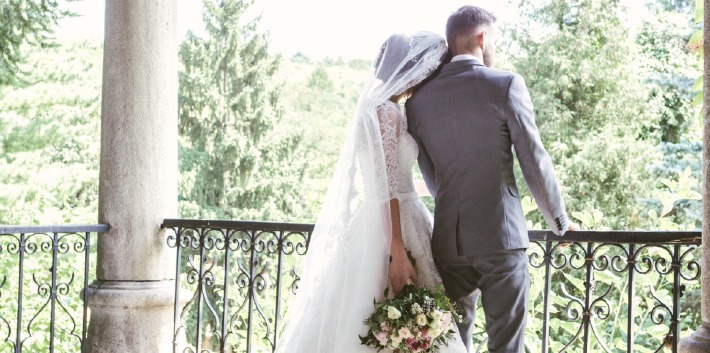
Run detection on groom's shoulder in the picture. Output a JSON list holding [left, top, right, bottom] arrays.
[[478, 67, 519, 86], [474, 68, 532, 96]]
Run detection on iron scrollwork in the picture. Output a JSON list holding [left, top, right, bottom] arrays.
[[0, 225, 106, 353], [162, 221, 701, 353], [164, 220, 312, 353]]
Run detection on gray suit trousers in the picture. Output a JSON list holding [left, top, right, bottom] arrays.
[[435, 249, 530, 353]]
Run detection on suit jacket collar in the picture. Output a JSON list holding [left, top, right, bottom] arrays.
[[437, 58, 484, 79]]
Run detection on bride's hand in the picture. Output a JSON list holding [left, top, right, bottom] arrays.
[[388, 250, 418, 295]]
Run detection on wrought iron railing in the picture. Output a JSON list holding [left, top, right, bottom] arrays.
[[163, 219, 313, 353], [0, 224, 109, 353], [162, 219, 702, 353], [525, 230, 701, 353]]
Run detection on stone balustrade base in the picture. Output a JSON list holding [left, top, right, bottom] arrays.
[[85, 280, 179, 353], [680, 325, 710, 353]]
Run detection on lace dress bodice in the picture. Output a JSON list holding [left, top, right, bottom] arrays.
[[377, 100, 418, 199]]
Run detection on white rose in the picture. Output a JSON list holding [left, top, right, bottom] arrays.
[[390, 335, 403, 347], [428, 328, 442, 339], [398, 327, 413, 339], [429, 310, 443, 320], [429, 318, 442, 331], [416, 313, 428, 326], [387, 306, 402, 320]]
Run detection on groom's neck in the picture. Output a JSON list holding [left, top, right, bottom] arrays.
[[452, 47, 483, 62]]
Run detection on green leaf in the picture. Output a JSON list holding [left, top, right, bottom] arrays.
[[660, 197, 677, 217], [572, 211, 593, 227], [692, 91, 703, 106], [688, 30, 703, 47], [692, 76, 703, 92], [521, 195, 538, 216], [563, 273, 585, 293]]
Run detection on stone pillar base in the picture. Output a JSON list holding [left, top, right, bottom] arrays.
[[85, 280, 179, 353], [680, 325, 710, 353]]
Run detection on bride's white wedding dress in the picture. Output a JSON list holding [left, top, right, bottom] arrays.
[[275, 32, 465, 353], [275, 100, 468, 353]]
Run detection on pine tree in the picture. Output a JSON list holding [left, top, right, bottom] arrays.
[[0, 41, 102, 224], [0, 0, 75, 85], [178, 0, 306, 221]]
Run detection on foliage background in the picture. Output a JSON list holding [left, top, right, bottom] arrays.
[[0, 0, 704, 351]]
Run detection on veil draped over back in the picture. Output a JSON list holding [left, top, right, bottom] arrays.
[[276, 32, 447, 352]]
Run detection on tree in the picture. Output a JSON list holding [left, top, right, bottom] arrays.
[[637, 12, 700, 143], [634, 4, 703, 227], [277, 57, 370, 218], [0, 40, 102, 224], [508, 0, 658, 229], [647, 0, 695, 15], [0, 0, 76, 85], [308, 66, 333, 91], [178, 0, 307, 221]]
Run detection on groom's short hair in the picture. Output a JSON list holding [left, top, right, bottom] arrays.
[[446, 6, 497, 51]]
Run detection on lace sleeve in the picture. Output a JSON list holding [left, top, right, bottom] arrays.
[[377, 102, 401, 200]]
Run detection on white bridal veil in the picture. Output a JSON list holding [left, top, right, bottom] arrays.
[[276, 32, 448, 352]]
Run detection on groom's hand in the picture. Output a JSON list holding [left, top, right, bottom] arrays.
[[558, 221, 580, 248], [388, 251, 418, 295]]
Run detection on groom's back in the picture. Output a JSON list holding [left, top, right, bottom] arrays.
[[406, 60, 529, 257]]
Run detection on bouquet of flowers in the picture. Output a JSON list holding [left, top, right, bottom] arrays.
[[359, 284, 461, 353]]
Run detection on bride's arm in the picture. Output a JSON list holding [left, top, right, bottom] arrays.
[[378, 104, 418, 295], [388, 198, 417, 294]]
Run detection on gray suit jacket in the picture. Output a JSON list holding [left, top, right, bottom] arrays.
[[406, 58, 568, 258]]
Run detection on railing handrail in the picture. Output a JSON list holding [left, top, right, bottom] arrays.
[[528, 229, 701, 244], [161, 219, 701, 245], [161, 218, 314, 233], [0, 224, 110, 234]]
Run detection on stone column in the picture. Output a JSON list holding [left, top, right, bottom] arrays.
[[85, 0, 177, 352], [679, 0, 710, 351]]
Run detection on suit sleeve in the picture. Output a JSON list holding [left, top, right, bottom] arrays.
[[415, 135, 437, 200], [505, 74, 569, 235], [405, 101, 437, 200]]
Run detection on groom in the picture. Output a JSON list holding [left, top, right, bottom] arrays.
[[406, 6, 577, 353]]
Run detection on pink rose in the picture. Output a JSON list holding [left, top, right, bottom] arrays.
[[442, 312, 453, 329], [398, 327, 413, 339], [374, 331, 388, 345]]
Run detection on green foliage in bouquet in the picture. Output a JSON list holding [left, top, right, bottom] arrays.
[[360, 284, 461, 353]]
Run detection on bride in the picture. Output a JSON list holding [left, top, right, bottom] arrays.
[[275, 32, 467, 353]]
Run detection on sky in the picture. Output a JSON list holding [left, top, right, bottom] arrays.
[[57, 0, 648, 61], [56, 0, 520, 60]]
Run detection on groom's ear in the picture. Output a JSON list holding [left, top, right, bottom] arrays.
[[477, 30, 488, 50]]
